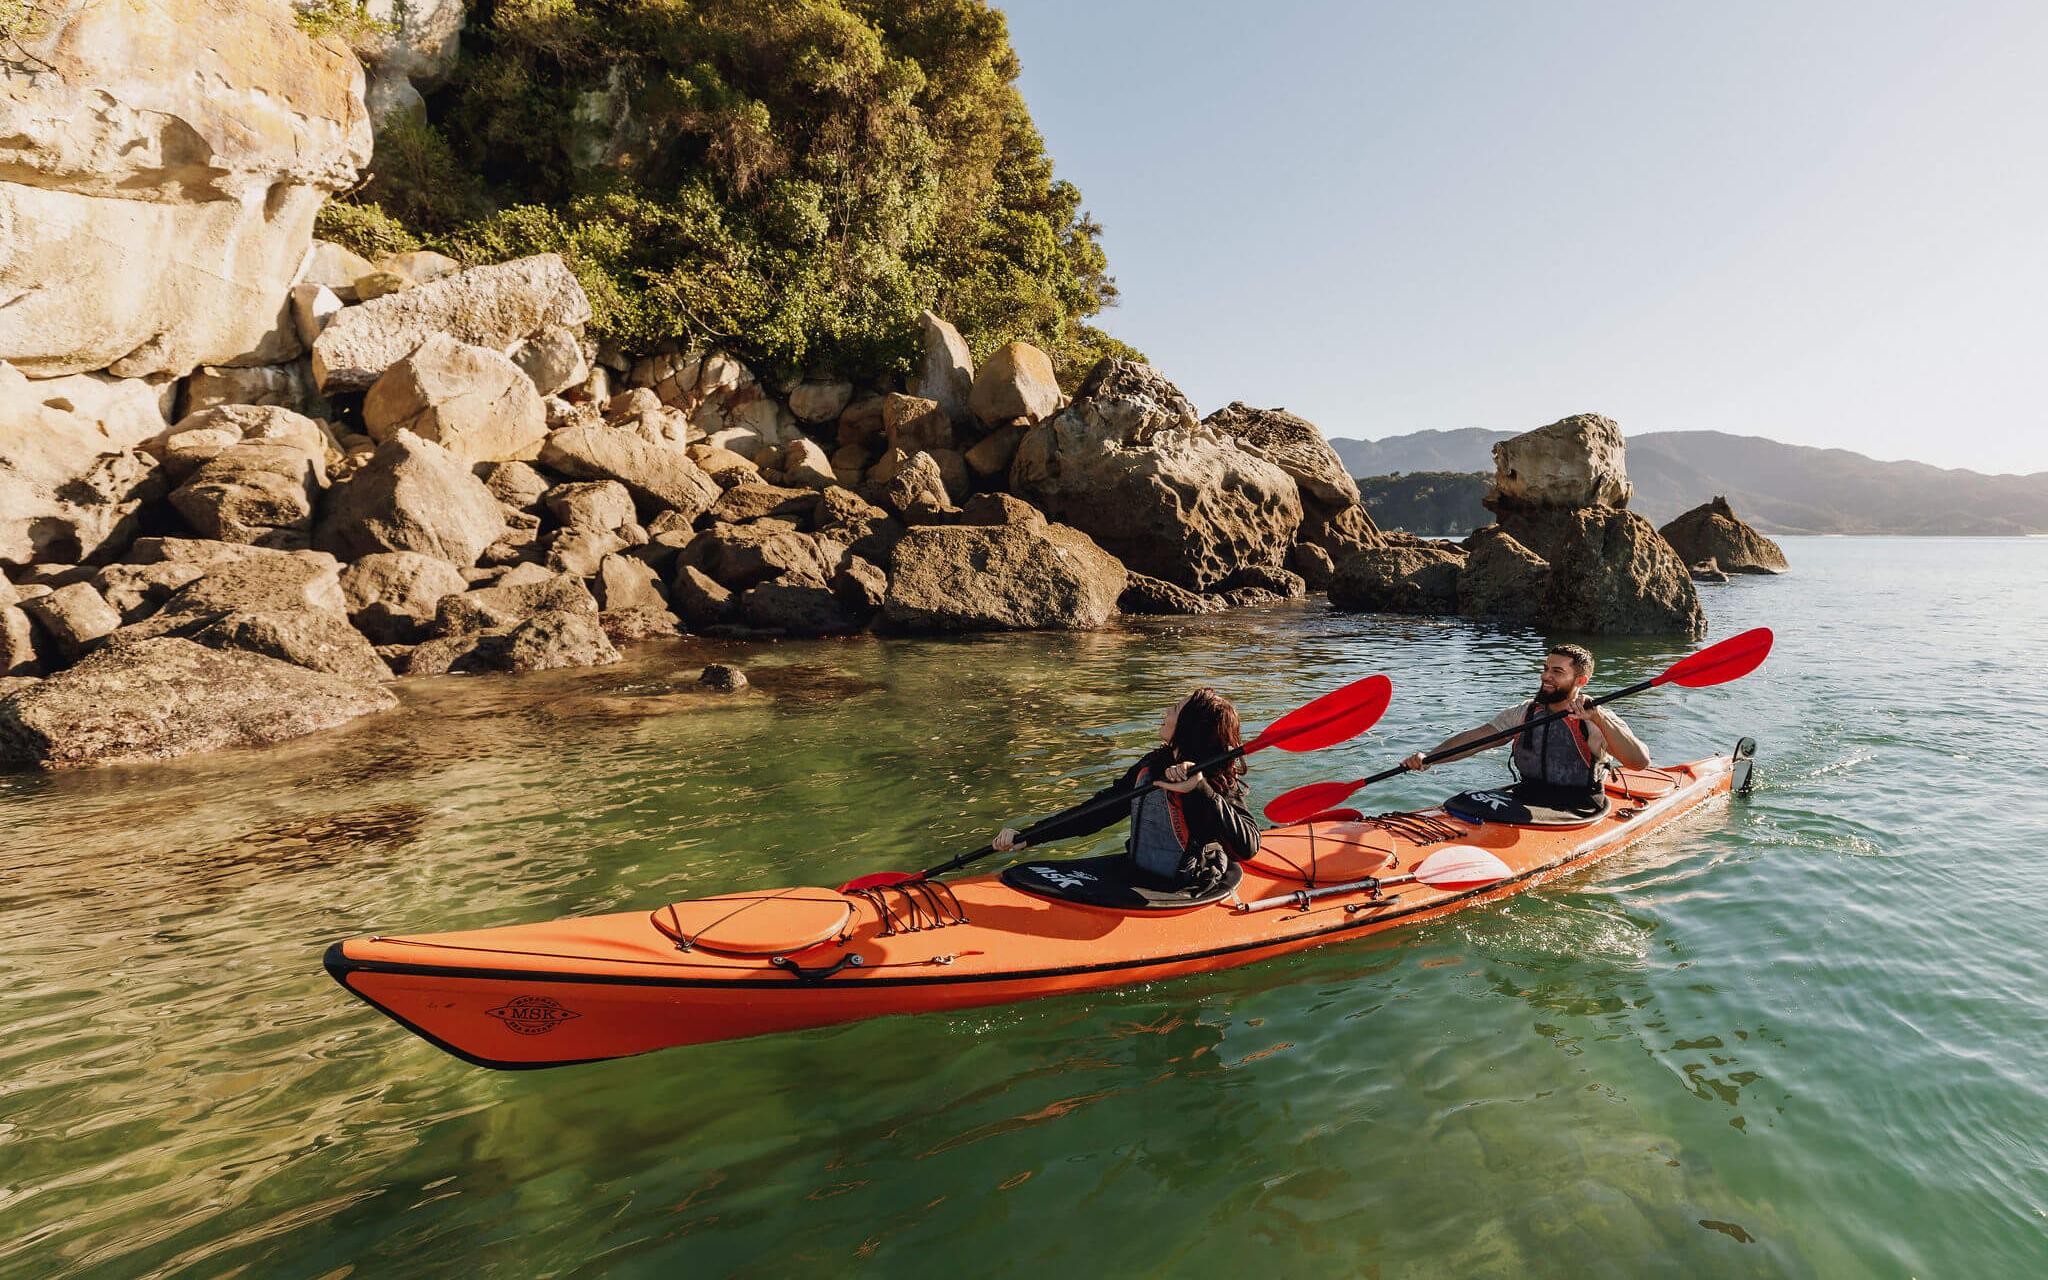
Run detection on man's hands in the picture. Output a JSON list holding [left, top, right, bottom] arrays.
[[1402, 752, 1430, 772]]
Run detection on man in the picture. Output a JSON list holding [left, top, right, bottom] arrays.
[[1402, 643, 1650, 803]]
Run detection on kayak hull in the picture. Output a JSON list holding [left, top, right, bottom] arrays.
[[328, 753, 1744, 1069]]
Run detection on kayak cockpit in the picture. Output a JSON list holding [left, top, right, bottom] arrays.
[[1001, 853, 1245, 912]]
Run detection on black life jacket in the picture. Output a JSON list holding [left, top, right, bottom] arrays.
[[1510, 699, 1598, 796]]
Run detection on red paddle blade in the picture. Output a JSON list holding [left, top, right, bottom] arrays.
[[1411, 845, 1514, 889], [837, 872, 917, 893], [1655, 627, 1774, 689], [1264, 778, 1367, 824], [1248, 674, 1393, 754]]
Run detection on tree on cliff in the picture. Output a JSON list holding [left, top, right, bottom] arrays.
[[320, 0, 1138, 385]]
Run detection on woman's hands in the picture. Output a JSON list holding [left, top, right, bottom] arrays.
[[1402, 752, 1429, 772], [1153, 761, 1208, 794], [992, 827, 1026, 852]]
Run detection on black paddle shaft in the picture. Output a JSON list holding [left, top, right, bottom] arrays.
[[914, 743, 1248, 881], [1373, 676, 1657, 785]]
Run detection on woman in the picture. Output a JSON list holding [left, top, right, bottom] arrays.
[[991, 688, 1261, 892]]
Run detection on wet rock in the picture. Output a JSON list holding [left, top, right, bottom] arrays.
[[1539, 509, 1705, 636], [500, 610, 620, 672], [1659, 497, 1788, 574], [1328, 543, 1467, 614], [739, 578, 861, 636], [599, 607, 682, 643], [1288, 542, 1337, 591], [1120, 573, 1224, 615], [316, 430, 506, 566], [434, 573, 597, 636], [0, 638, 396, 771], [338, 551, 469, 644], [1010, 360, 1300, 589], [540, 422, 721, 518], [192, 609, 388, 682], [312, 255, 592, 392], [1689, 558, 1729, 583], [969, 341, 1062, 428], [1457, 526, 1550, 621], [883, 520, 1125, 632], [1215, 564, 1307, 600], [20, 582, 122, 660], [363, 333, 547, 463], [698, 663, 748, 692]]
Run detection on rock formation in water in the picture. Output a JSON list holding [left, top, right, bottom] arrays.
[[1659, 496, 1789, 574]]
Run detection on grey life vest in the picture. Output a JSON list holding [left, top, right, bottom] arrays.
[[1127, 767, 1191, 880], [1510, 700, 1598, 793]]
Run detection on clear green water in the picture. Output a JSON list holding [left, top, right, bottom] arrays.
[[3, 537, 2044, 1278]]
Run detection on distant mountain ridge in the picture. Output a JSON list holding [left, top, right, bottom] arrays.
[[1332, 429, 2048, 535]]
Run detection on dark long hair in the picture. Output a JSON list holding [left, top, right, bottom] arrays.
[[1170, 687, 1246, 792]]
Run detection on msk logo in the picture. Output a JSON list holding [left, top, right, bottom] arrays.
[[1472, 792, 1512, 811], [1038, 867, 1098, 890], [486, 995, 583, 1035]]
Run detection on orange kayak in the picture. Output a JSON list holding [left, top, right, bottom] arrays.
[[327, 742, 1754, 1069]]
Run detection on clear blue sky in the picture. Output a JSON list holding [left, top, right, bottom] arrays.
[[1002, 1, 2048, 474]]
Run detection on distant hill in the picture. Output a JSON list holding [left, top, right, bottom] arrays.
[[1355, 472, 1490, 537], [1333, 429, 2048, 535]]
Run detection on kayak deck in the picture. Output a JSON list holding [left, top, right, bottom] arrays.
[[328, 754, 1742, 1069]]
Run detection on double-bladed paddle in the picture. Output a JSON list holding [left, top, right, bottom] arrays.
[[1261, 627, 1775, 826], [838, 673, 1395, 892], [1238, 844, 1514, 914]]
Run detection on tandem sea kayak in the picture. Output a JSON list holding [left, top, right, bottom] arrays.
[[325, 740, 1756, 1070]]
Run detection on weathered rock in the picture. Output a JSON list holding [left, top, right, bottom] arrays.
[[1203, 403, 1359, 510], [92, 561, 207, 623], [884, 394, 956, 455], [544, 528, 626, 577], [883, 520, 1126, 632], [0, 1, 372, 379], [183, 364, 310, 416], [1539, 509, 1705, 636], [397, 630, 504, 677], [1328, 544, 1467, 614], [316, 431, 504, 565], [607, 387, 666, 422], [433, 573, 597, 636], [338, 551, 469, 644], [480, 508, 542, 566], [545, 480, 635, 532], [1288, 542, 1337, 591], [508, 327, 589, 397], [1457, 526, 1550, 621], [539, 423, 721, 518], [831, 555, 888, 614], [592, 555, 668, 613], [478, 460, 552, 510], [311, 255, 592, 391], [877, 451, 954, 524], [1215, 565, 1307, 600], [169, 442, 322, 545], [0, 365, 173, 566], [1119, 573, 1224, 615], [363, 333, 547, 463], [1486, 413, 1632, 510], [20, 582, 121, 660], [699, 663, 748, 692], [0, 606, 42, 676], [683, 523, 837, 591], [688, 443, 764, 487], [192, 609, 387, 683], [810, 487, 905, 566], [131, 549, 349, 644], [599, 607, 682, 643], [954, 493, 1045, 528], [1689, 558, 1730, 583], [739, 578, 861, 636], [1010, 361, 1300, 589], [671, 566, 736, 629], [969, 341, 1062, 428], [1659, 497, 1788, 574], [500, 610, 620, 672], [913, 311, 975, 425], [789, 378, 854, 425], [711, 483, 815, 525], [0, 637, 394, 770]]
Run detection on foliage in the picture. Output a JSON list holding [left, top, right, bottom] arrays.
[[292, 0, 393, 43], [323, 0, 1135, 381], [314, 200, 423, 260]]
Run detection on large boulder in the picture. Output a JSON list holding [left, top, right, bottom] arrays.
[[191, 609, 388, 683], [882, 514, 1126, 632], [169, 441, 322, 546], [339, 551, 469, 644], [1009, 360, 1301, 589], [0, 1, 371, 377], [1538, 509, 1705, 636], [0, 637, 394, 770], [1457, 525, 1550, 621], [362, 333, 547, 463], [912, 311, 974, 426], [433, 573, 597, 636], [1659, 497, 1789, 574], [19, 582, 122, 661], [0, 365, 173, 566], [969, 341, 1061, 428], [499, 611, 619, 672], [1327, 543, 1467, 614], [1486, 413, 1632, 511], [315, 431, 505, 566], [1201, 401, 1380, 556], [539, 422, 721, 518], [311, 255, 592, 392], [883, 394, 956, 455]]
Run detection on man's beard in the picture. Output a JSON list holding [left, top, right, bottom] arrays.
[[1534, 683, 1572, 705]]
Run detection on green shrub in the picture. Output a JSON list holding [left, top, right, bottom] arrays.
[[313, 201, 422, 261]]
